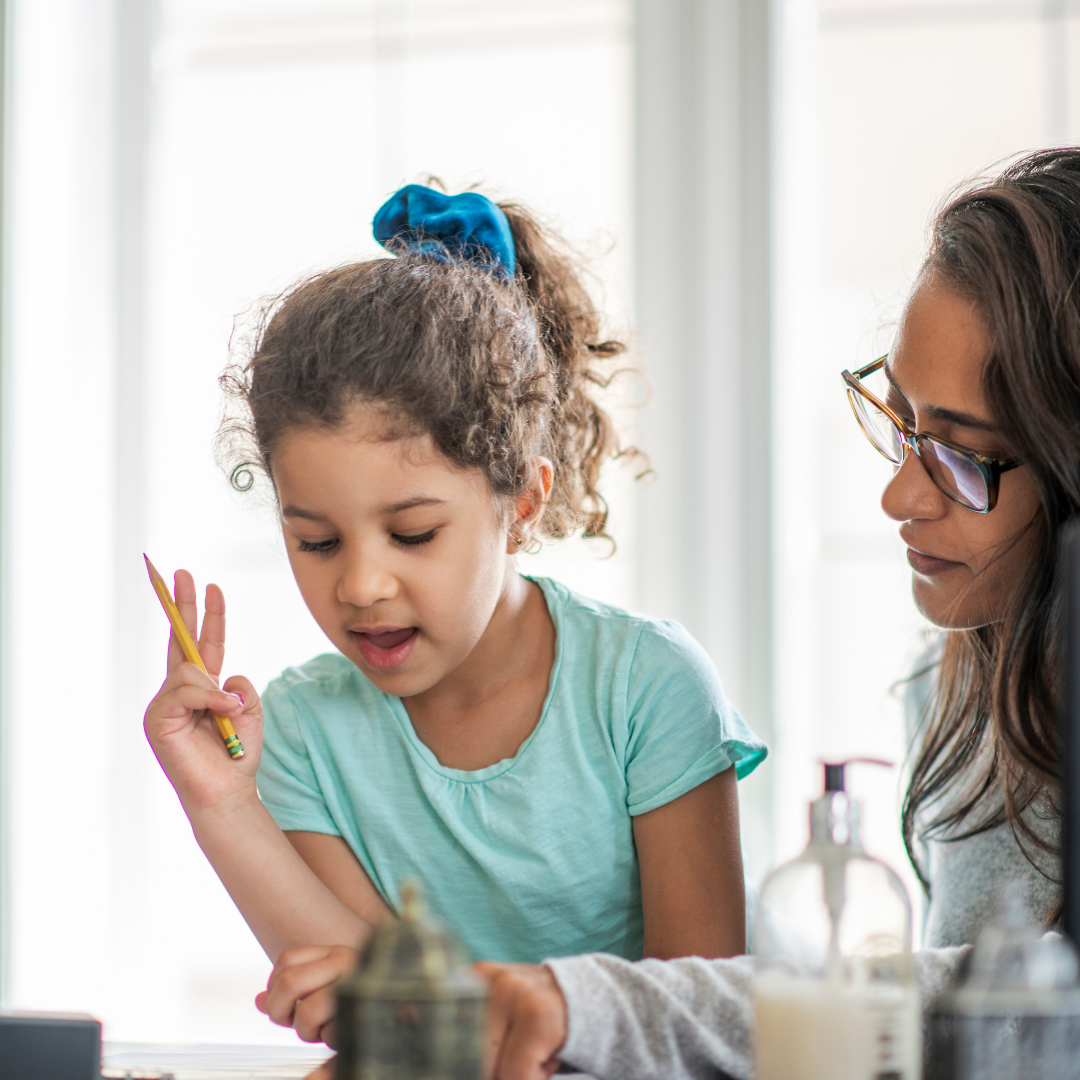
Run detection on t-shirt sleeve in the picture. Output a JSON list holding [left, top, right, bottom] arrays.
[[623, 621, 767, 816], [257, 675, 342, 836]]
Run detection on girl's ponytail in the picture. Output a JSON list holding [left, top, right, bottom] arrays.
[[500, 203, 628, 541]]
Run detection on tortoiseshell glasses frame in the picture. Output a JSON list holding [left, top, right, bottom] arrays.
[[841, 356, 1021, 514]]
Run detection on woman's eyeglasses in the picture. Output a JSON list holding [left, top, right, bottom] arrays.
[[841, 356, 1020, 513]]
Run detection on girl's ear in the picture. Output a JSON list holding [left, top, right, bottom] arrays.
[[507, 457, 554, 553]]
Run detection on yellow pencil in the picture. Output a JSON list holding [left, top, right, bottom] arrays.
[[144, 554, 245, 760]]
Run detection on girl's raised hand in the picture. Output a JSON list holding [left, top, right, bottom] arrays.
[[143, 569, 263, 815]]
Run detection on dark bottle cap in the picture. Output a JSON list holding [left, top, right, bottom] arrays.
[[822, 758, 894, 794]]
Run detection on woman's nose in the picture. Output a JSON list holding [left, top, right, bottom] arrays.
[[880, 444, 949, 522], [337, 548, 398, 608]]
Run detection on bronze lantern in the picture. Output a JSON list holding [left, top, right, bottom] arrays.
[[335, 882, 488, 1080]]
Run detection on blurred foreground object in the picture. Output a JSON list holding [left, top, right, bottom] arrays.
[[754, 761, 920, 1080], [926, 885, 1080, 1079], [0, 1012, 101, 1080], [335, 882, 487, 1080]]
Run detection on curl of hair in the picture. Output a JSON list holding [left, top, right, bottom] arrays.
[[901, 149, 1080, 920], [218, 198, 641, 545]]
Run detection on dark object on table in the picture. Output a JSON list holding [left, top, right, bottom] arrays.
[[0, 1012, 101, 1080], [925, 886, 1080, 1079], [336, 880, 487, 1080]]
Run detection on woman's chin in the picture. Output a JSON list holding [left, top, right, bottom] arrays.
[[911, 578, 992, 631]]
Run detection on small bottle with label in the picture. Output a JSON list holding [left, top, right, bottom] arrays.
[[754, 760, 920, 1080]]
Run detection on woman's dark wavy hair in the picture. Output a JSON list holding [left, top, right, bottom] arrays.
[[219, 197, 638, 544], [902, 149, 1080, 915]]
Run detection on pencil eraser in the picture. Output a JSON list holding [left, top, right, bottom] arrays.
[[0, 1012, 101, 1080]]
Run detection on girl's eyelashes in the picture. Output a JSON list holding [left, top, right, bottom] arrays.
[[297, 537, 340, 556], [294, 529, 438, 554], [392, 528, 437, 547]]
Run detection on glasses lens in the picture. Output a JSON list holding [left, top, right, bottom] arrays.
[[918, 438, 990, 511], [847, 386, 905, 464]]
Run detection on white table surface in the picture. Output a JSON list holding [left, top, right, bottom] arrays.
[[102, 1043, 334, 1080], [103, 1043, 595, 1079]]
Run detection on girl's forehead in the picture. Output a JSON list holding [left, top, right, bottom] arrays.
[[273, 417, 490, 504]]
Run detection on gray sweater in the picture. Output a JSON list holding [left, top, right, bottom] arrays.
[[545, 644, 1061, 1079]]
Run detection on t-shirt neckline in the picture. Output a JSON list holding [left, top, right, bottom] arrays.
[[386, 575, 566, 784]]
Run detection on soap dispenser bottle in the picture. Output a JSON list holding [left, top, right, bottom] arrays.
[[754, 760, 920, 1080]]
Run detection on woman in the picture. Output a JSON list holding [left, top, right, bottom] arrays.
[[279, 148, 1079, 1079]]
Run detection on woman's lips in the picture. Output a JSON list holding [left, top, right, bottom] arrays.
[[351, 626, 419, 670], [906, 546, 965, 576]]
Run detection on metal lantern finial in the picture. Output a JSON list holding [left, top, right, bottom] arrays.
[[335, 881, 487, 1080]]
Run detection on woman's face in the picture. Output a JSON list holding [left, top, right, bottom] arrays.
[[880, 278, 1041, 629]]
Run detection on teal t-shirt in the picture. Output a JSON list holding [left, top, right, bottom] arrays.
[[257, 576, 766, 964]]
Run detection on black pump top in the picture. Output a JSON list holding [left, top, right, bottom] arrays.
[[824, 763, 846, 792], [822, 758, 894, 795]]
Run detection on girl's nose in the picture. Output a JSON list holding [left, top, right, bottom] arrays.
[[880, 444, 949, 522], [336, 549, 398, 608]]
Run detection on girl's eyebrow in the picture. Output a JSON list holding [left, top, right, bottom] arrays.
[[280, 505, 327, 521], [384, 496, 446, 514], [281, 497, 446, 520], [883, 361, 999, 433]]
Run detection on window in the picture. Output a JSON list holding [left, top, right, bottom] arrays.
[[3, 0, 631, 1042]]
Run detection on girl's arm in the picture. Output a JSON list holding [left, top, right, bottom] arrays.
[[632, 767, 745, 959], [144, 570, 371, 960], [188, 790, 370, 958], [285, 832, 395, 927]]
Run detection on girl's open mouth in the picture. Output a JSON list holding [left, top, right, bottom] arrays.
[[352, 626, 419, 670]]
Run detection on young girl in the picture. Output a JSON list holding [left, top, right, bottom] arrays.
[[143, 185, 765, 1004], [439, 149, 1080, 1080]]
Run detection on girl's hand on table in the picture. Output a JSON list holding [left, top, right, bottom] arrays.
[[256, 944, 359, 1044], [474, 962, 567, 1080], [143, 569, 263, 815]]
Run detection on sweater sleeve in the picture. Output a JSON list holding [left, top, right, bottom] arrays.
[[545, 946, 972, 1080]]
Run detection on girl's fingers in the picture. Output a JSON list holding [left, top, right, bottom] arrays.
[[173, 569, 200, 636], [162, 684, 244, 723], [148, 663, 244, 726], [222, 677, 262, 745], [292, 986, 337, 1043], [222, 675, 259, 714], [199, 582, 227, 679], [262, 947, 355, 1029], [167, 569, 199, 673]]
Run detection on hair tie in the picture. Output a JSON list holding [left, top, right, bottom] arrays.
[[373, 185, 516, 279]]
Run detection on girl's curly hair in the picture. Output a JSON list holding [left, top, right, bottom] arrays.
[[219, 199, 638, 544]]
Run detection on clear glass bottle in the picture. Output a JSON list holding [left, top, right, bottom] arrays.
[[754, 761, 921, 1080], [926, 883, 1080, 1080]]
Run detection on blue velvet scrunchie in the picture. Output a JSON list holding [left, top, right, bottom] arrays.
[[372, 184, 516, 279]]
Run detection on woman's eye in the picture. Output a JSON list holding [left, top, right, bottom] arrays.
[[393, 529, 437, 547], [297, 538, 340, 555]]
